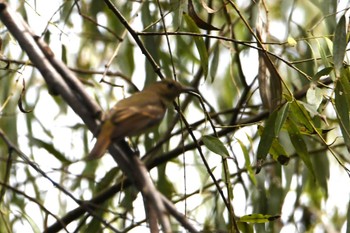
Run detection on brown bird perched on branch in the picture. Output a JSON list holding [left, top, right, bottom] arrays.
[[88, 79, 192, 159]]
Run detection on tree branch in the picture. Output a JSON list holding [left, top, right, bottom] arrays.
[[0, 1, 196, 232]]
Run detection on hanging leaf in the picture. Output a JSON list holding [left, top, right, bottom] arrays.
[[237, 138, 257, 185], [187, 0, 219, 30], [333, 15, 347, 74], [256, 112, 278, 169], [306, 83, 323, 116], [210, 42, 220, 81], [257, 31, 282, 111], [312, 67, 333, 82], [286, 119, 316, 180], [256, 103, 289, 173], [32, 138, 71, 163], [335, 79, 350, 151], [21, 212, 41, 233], [202, 135, 229, 158], [183, 13, 209, 77], [94, 167, 119, 194], [269, 138, 290, 165], [274, 103, 290, 135], [289, 101, 314, 134], [200, 0, 218, 13], [17, 79, 33, 113]]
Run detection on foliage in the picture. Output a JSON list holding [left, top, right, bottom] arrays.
[[0, 0, 350, 232]]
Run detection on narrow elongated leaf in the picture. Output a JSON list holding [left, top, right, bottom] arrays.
[[335, 81, 350, 151], [239, 214, 280, 223], [21, 212, 40, 233], [312, 67, 333, 82], [275, 102, 290, 135], [333, 15, 347, 73], [183, 13, 209, 77], [289, 101, 314, 134], [306, 84, 323, 115], [157, 164, 176, 198], [32, 138, 71, 163], [95, 167, 119, 193], [338, 68, 350, 106], [257, 31, 282, 111], [269, 138, 290, 165], [256, 103, 289, 172], [210, 42, 220, 81], [317, 41, 331, 70], [312, 150, 329, 197], [202, 135, 229, 158], [256, 110, 278, 163], [188, 0, 219, 30], [287, 120, 315, 180], [237, 138, 257, 185]]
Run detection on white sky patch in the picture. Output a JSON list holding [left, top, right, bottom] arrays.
[[291, 7, 305, 26], [240, 48, 258, 85], [269, 21, 287, 41]]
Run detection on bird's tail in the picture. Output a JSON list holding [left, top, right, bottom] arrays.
[[87, 129, 112, 160]]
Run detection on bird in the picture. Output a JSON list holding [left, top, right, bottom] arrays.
[[87, 79, 192, 159]]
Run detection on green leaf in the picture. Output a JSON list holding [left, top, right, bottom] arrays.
[[61, 44, 67, 64], [32, 138, 71, 163], [183, 13, 209, 77], [21, 211, 41, 233], [210, 42, 220, 81], [269, 138, 290, 165], [312, 67, 333, 82], [289, 101, 314, 134], [237, 222, 254, 233], [239, 214, 280, 223], [286, 120, 315, 180], [256, 103, 289, 169], [333, 15, 347, 73], [306, 84, 323, 116], [157, 164, 176, 198], [237, 138, 257, 185], [95, 167, 119, 194], [317, 41, 330, 70], [275, 102, 290, 135], [335, 80, 350, 151], [256, 111, 278, 163], [312, 150, 329, 197], [202, 135, 229, 158], [338, 68, 350, 106]]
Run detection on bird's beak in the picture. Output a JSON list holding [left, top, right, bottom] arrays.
[[181, 85, 197, 94]]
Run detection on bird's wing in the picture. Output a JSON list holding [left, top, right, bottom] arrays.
[[109, 102, 166, 139]]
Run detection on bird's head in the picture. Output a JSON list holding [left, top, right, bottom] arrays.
[[145, 79, 193, 104]]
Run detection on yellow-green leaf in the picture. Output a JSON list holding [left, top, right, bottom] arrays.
[[237, 138, 256, 185], [269, 138, 290, 165], [239, 214, 280, 223]]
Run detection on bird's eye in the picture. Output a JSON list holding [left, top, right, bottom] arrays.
[[167, 82, 175, 89]]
